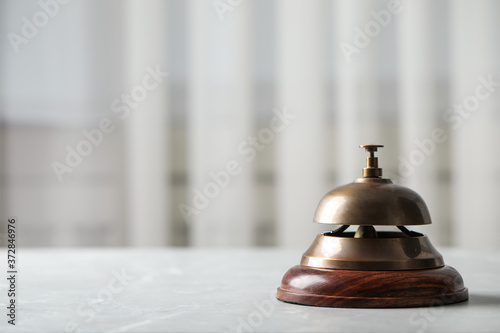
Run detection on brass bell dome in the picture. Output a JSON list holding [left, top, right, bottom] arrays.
[[314, 145, 431, 226]]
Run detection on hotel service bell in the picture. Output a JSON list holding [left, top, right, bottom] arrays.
[[277, 145, 468, 308]]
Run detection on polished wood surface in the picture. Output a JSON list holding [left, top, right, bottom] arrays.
[[277, 265, 468, 308]]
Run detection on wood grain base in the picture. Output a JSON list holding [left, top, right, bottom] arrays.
[[277, 265, 468, 308]]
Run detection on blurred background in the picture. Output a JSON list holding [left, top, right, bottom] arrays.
[[0, 0, 499, 249]]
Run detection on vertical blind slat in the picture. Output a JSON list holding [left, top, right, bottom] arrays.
[[187, 0, 254, 246], [275, 0, 329, 247], [124, 0, 169, 246], [451, 0, 500, 249], [334, 0, 383, 183], [397, 1, 449, 243]]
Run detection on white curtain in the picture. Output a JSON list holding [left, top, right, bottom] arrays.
[[1, 0, 499, 249]]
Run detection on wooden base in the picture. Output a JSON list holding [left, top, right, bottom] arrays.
[[277, 265, 468, 308]]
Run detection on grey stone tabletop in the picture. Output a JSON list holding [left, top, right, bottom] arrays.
[[0, 248, 499, 333]]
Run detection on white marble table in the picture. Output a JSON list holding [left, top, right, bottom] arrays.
[[0, 248, 499, 332]]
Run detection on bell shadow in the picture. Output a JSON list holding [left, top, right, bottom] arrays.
[[468, 294, 500, 306], [447, 293, 500, 307]]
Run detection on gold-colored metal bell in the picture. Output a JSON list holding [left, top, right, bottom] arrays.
[[277, 144, 468, 308], [304, 144, 441, 271]]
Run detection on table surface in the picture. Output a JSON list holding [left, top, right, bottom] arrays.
[[0, 247, 499, 333]]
